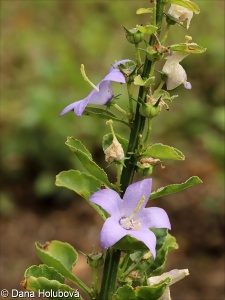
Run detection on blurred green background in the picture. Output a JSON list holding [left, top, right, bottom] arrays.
[[0, 0, 224, 299]]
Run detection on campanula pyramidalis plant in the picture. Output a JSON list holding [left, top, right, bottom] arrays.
[[90, 179, 171, 258], [21, 1, 206, 299]]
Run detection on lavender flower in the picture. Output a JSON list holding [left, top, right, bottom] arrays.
[[60, 59, 130, 117], [162, 52, 192, 90], [89, 179, 171, 258]]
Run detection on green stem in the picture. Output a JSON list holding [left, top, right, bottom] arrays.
[[120, 0, 165, 192], [118, 253, 131, 280], [93, 267, 99, 297], [161, 24, 170, 44], [144, 118, 152, 144], [135, 43, 142, 68], [127, 83, 134, 122], [153, 80, 165, 97], [116, 163, 122, 192], [113, 103, 129, 116], [98, 1, 165, 299], [98, 248, 121, 300]]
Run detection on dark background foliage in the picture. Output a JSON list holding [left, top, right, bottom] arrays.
[[0, 0, 224, 299]]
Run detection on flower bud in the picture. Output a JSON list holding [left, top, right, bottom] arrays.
[[86, 251, 104, 268], [123, 26, 144, 44]]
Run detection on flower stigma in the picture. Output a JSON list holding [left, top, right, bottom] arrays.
[[119, 195, 145, 230], [80, 64, 100, 92]]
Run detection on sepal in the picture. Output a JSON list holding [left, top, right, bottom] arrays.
[[136, 24, 158, 35], [170, 42, 207, 53]]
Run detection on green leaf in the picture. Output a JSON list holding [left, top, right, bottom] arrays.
[[113, 285, 136, 300], [136, 8, 153, 15], [66, 137, 92, 158], [168, 0, 200, 14], [114, 235, 149, 252], [36, 240, 78, 272], [150, 176, 203, 200], [35, 240, 91, 297], [145, 234, 178, 276], [21, 276, 82, 300], [113, 278, 170, 300], [136, 24, 158, 35], [130, 233, 178, 280], [141, 143, 185, 160], [134, 75, 155, 87], [102, 133, 128, 154], [65, 137, 113, 188], [24, 265, 64, 283], [135, 278, 171, 299], [55, 170, 101, 200], [114, 229, 167, 252], [83, 107, 129, 126], [170, 43, 207, 54], [55, 170, 107, 219]]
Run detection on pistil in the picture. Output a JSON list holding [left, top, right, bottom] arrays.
[[119, 195, 145, 230], [80, 64, 100, 91]]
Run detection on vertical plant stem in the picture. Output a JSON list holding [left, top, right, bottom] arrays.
[[98, 1, 165, 299], [98, 248, 121, 300], [121, 0, 165, 192], [144, 118, 152, 144], [135, 43, 142, 68], [93, 267, 99, 297]]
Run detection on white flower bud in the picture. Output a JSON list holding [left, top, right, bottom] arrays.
[[104, 136, 124, 163], [168, 4, 193, 29]]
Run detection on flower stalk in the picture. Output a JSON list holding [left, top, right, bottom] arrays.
[[98, 1, 166, 298]]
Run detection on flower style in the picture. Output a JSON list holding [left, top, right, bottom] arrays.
[[162, 52, 192, 90], [168, 4, 193, 29], [60, 59, 130, 117], [89, 179, 171, 258]]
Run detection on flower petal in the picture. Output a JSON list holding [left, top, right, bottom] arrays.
[[164, 52, 189, 64], [89, 189, 122, 217], [110, 59, 132, 71], [184, 81, 192, 89], [100, 217, 128, 248], [103, 68, 126, 83], [122, 179, 152, 215], [60, 94, 92, 117], [163, 63, 187, 90], [89, 81, 114, 105], [137, 207, 171, 230], [129, 228, 157, 258], [60, 102, 79, 116]]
